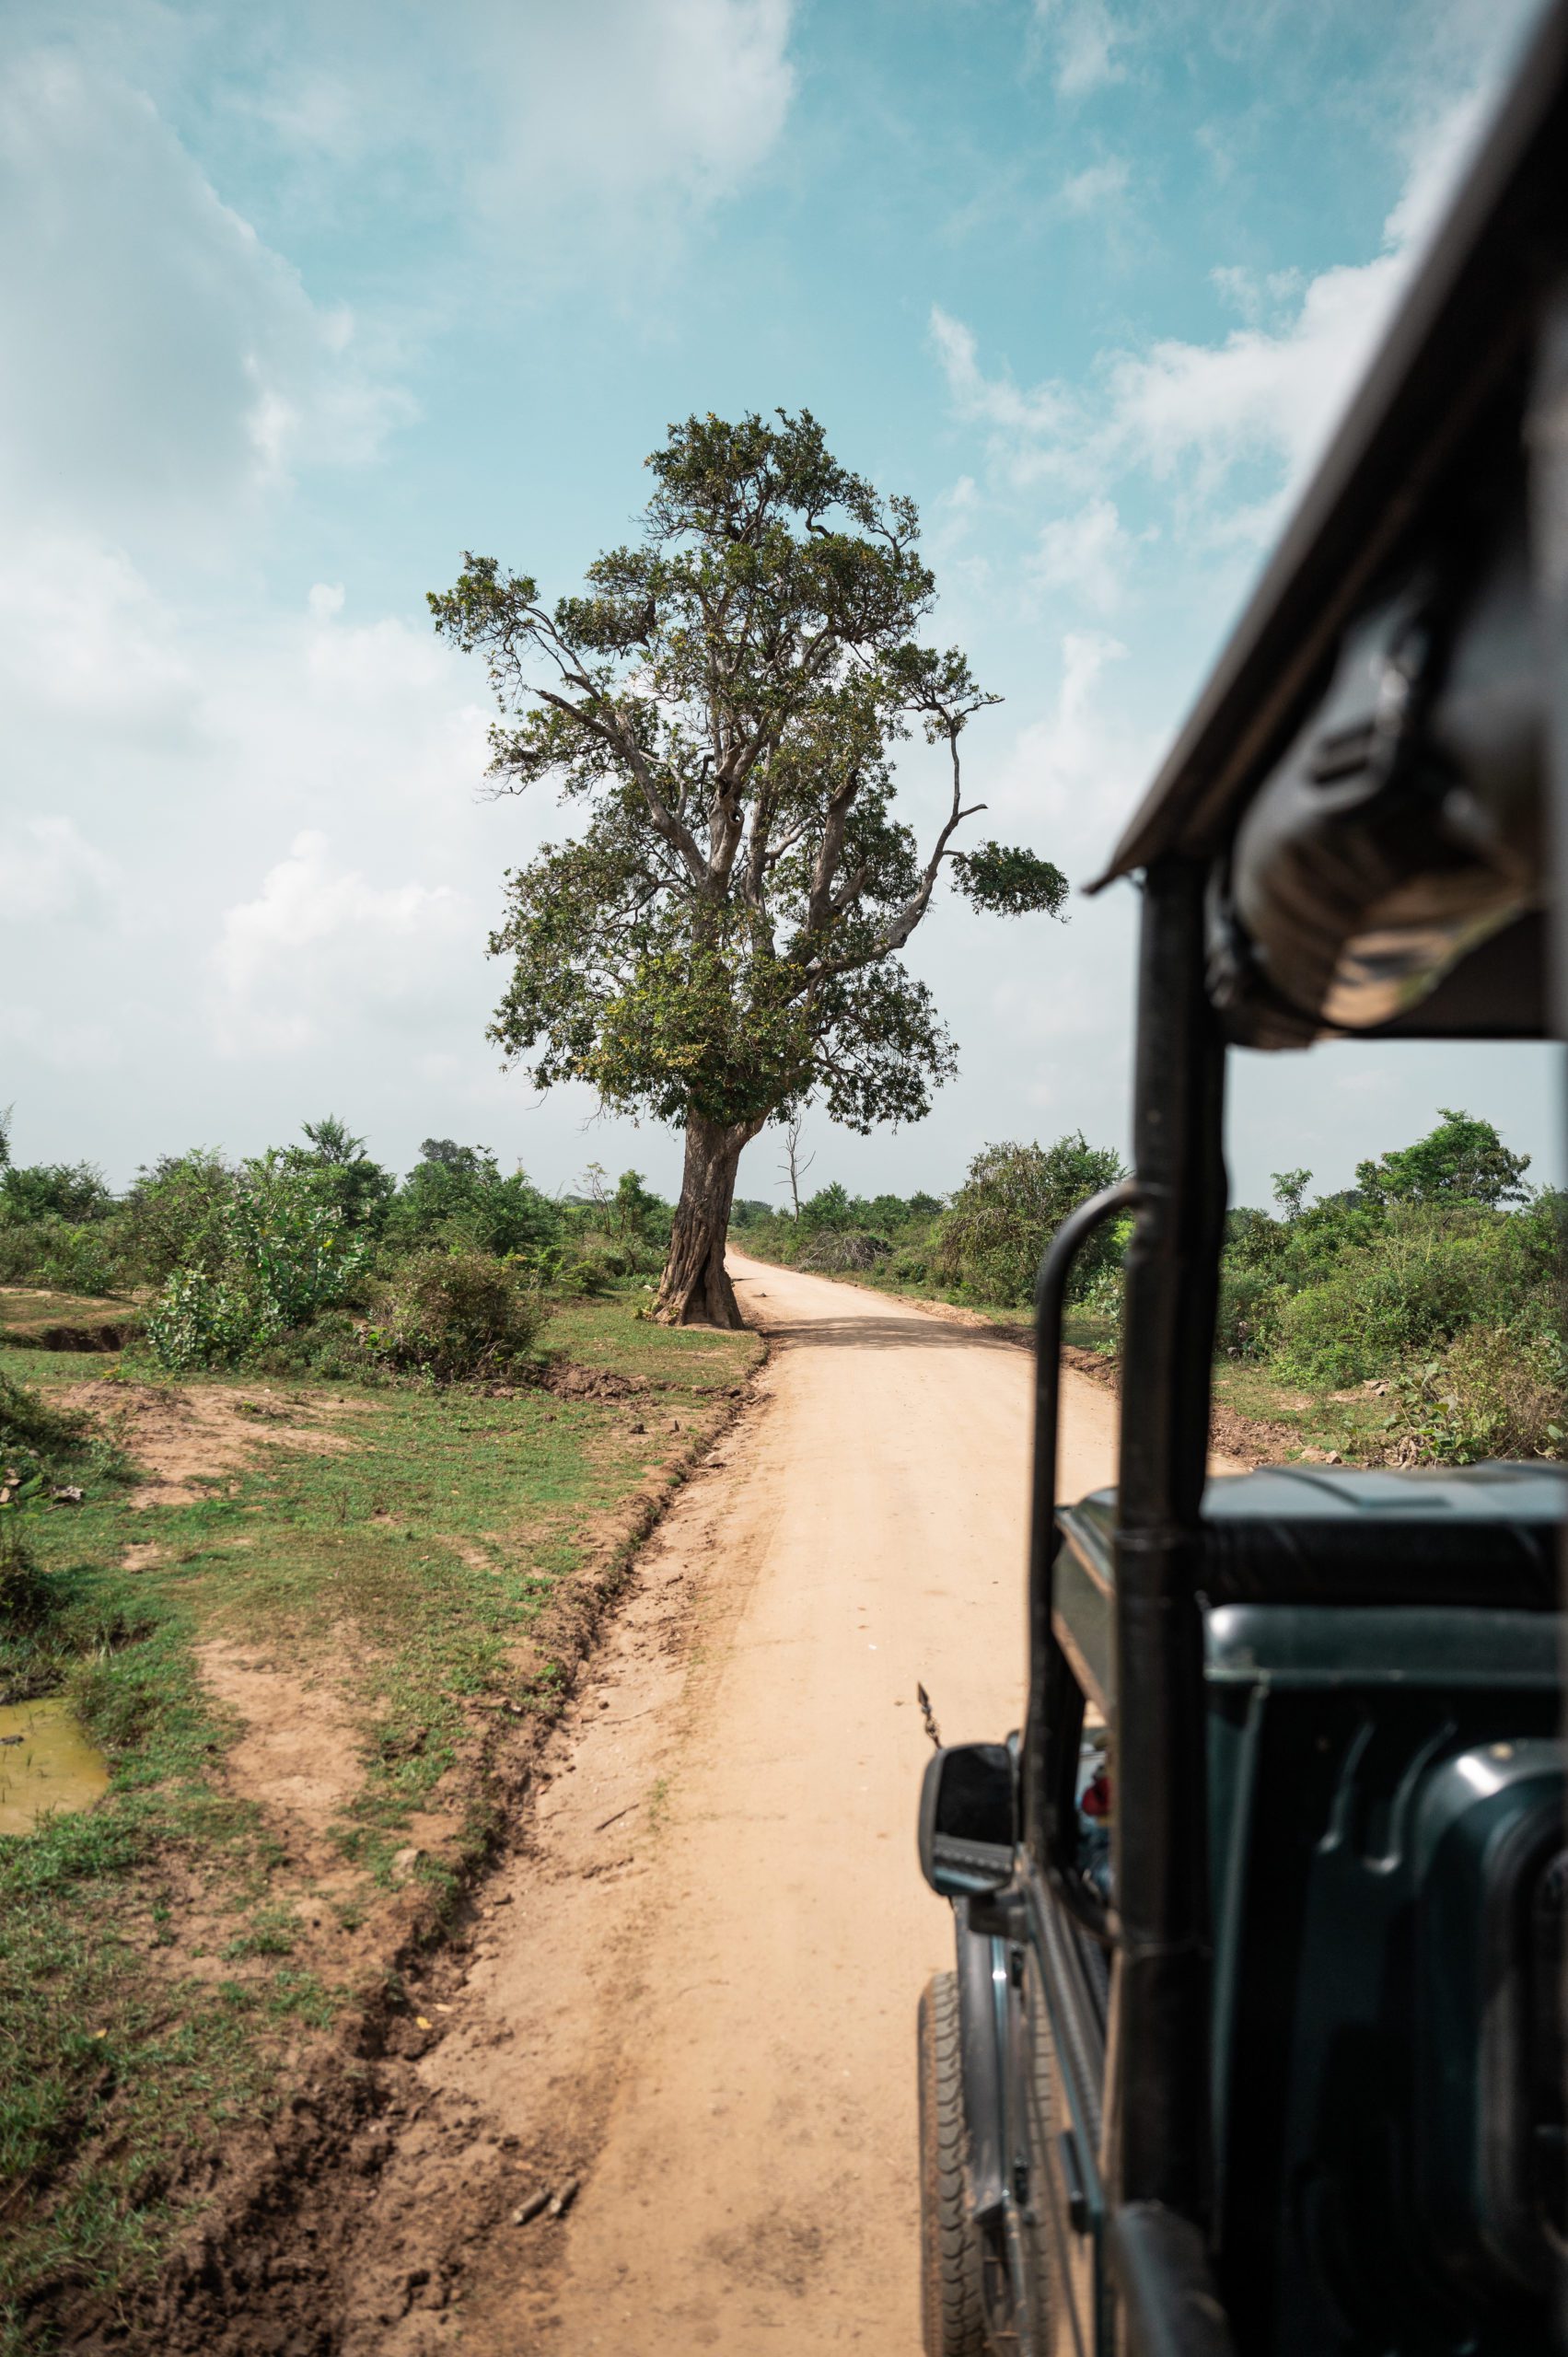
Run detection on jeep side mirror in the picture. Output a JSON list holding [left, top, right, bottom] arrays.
[[918, 1742, 1016, 1898]]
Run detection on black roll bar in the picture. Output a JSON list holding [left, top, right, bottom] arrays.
[[1022, 1175, 1143, 1938], [1110, 859, 1233, 2348]]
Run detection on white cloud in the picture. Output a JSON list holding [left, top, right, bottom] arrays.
[[0, 48, 410, 550], [929, 308, 1072, 442], [1030, 497, 1131, 614], [473, 0, 795, 217], [212, 832, 475, 1056], [1058, 157, 1130, 214], [931, 86, 1501, 546], [8, 818, 115, 925], [200, 0, 797, 276], [985, 629, 1142, 853], [1032, 0, 1126, 98], [0, 530, 193, 732]]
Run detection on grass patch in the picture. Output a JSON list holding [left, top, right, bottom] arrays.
[[0, 1291, 760, 2348]]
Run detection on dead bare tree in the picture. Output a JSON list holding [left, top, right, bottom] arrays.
[[779, 1111, 816, 1221]]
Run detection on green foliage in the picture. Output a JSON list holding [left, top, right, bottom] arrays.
[[0, 1374, 94, 1483], [384, 1140, 561, 1260], [610, 1169, 672, 1248], [432, 409, 1064, 1179], [1218, 1123, 1561, 1457], [1354, 1106, 1530, 1208], [951, 841, 1070, 919], [145, 1156, 371, 1372], [932, 1135, 1126, 1306], [731, 1178, 947, 1279], [799, 1180, 854, 1233], [1272, 1214, 1513, 1384], [0, 1214, 131, 1295], [1271, 1168, 1312, 1222], [123, 1149, 238, 1283], [284, 1116, 397, 1235], [367, 1248, 550, 1381], [0, 1161, 112, 1224], [1384, 1328, 1565, 1465], [0, 1377, 114, 1629]]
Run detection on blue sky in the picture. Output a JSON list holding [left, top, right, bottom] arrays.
[[3, 0, 1559, 1210]]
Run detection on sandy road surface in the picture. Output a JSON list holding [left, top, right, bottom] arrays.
[[424, 1257, 1160, 2354]]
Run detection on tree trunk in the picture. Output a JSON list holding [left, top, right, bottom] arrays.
[[656, 1114, 753, 1328]]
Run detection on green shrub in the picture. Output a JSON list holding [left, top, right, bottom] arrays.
[[0, 1213, 134, 1295], [283, 1116, 397, 1236], [559, 1253, 614, 1297], [1216, 1262, 1290, 1360], [0, 1373, 95, 1490], [1386, 1328, 1565, 1465], [1275, 1211, 1539, 1385], [241, 1310, 369, 1380], [384, 1140, 561, 1259], [122, 1149, 238, 1283], [144, 1157, 371, 1371], [0, 1514, 50, 1630], [0, 1377, 110, 1627], [797, 1181, 854, 1235], [367, 1249, 549, 1380], [609, 1169, 672, 1251], [932, 1135, 1124, 1306], [0, 1161, 113, 1224]]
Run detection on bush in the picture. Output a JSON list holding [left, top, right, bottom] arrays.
[[0, 1374, 93, 1486], [559, 1253, 615, 1297], [284, 1116, 397, 1236], [1274, 1210, 1538, 1385], [0, 1161, 113, 1224], [0, 1376, 110, 1626], [144, 1157, 372, 1371], [932, 1135, 1125, 1306], [385, 1141, 562, 1260], [367, 1250, 549, 1380], [0, 1213, 134, 1295], [122, 1150, 238, 1283], [1386, 1328, 1566, 1465], [1215, 1261, 1290, 1360], [242, 1311, 369, 1381]]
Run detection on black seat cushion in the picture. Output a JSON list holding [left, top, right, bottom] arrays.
[[1062, 1462, 1567, 1613]]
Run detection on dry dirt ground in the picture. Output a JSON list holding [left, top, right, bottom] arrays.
[[189, 1253, 1237, 2357]]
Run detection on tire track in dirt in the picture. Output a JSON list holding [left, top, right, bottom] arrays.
[[352, 1253, 1145, 2355]]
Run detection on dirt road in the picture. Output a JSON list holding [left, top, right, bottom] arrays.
[[384, 1253, 1139, 2357]]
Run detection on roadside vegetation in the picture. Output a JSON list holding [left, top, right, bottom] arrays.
[[733, 1108, 1563, 1468], [0, 1112, 759, 2350]]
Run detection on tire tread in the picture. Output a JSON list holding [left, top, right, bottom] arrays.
[[918, 1969, 988, 2357]]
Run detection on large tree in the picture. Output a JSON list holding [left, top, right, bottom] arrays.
[[431, 410, 1066, 1327]]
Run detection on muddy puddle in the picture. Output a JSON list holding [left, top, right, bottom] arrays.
[[0, 1697, 110, 1835]]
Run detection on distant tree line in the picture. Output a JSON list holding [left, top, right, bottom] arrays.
[[732, 1108, 1563, 1464]]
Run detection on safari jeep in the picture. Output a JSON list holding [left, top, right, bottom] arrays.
[[916, 8, 1568, 2352]]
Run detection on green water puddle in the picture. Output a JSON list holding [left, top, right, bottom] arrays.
[[0, 1697, 110, 1835]]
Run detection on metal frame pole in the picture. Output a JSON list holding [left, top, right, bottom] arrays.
[[1109, 859, 1229, 2247]]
